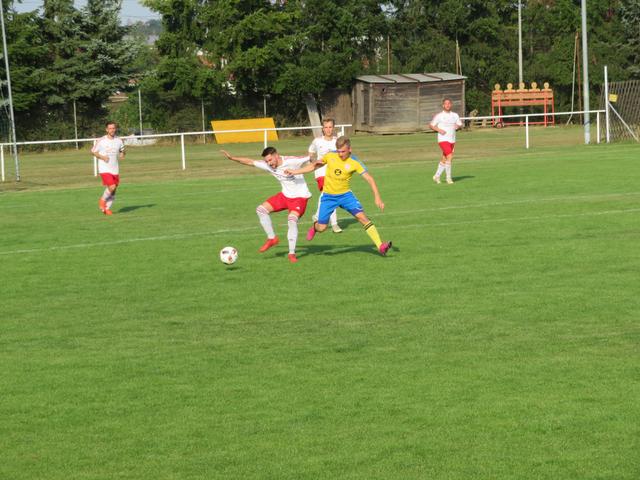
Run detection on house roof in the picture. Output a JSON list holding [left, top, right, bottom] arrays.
[[356, 72, 466, 84]]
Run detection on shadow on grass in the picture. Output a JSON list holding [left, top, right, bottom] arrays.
[[451, 175, 475, 182], [276, 241, 398, 259], [118, 204, 156, 213]]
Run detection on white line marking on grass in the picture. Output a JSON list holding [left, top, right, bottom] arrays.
[[2, 207, 638, 256], [387, 191, 640, 217], [400, 207, 640, 229]]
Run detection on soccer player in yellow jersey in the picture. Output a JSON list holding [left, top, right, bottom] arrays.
[[285, 136, 392, 256]]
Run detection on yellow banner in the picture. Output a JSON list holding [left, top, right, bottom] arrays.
[[608, 94, 618, 103], [212, 118, 279, 144]]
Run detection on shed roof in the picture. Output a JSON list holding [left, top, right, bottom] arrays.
[[356, 72, 466, 84]]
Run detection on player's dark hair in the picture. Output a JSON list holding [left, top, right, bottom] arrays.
[[336, 136, 351, 149], [442, 98, 452, 104], [105, 121, 117, 127], [261, 146, 277, 157], [322, 118, 335, 126]]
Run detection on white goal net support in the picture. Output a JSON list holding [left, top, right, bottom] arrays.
[[601, 77, 640, 143]]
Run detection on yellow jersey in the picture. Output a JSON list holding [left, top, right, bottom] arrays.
[[321, 152, 367, 195]]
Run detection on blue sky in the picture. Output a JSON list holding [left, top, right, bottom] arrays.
[[13, 0, 160, 24]]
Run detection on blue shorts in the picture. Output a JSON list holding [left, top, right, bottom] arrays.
[[318, 191, 363, 224]]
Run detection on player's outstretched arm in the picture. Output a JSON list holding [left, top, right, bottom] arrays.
[[220, 150, 255, 166], [284, 162, 320, 176], [361, 172, 385, 211]]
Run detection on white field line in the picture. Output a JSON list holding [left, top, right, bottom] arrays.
[[1, 207, 639, 257]]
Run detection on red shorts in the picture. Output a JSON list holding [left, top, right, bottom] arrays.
[[265, 192, 308, 216], [315, 176, 325, 191], [100, 173, 120, 186], [438, 142, 455, 156]]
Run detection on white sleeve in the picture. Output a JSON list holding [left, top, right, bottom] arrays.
[[308, 139, 317, 154], [430, 114, 439, 127], [455, 114, 462, 126], [253, 160, 271, 172], [91, 138, 102, 154]]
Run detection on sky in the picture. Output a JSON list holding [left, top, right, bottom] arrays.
[[13, 0, 160, 24]]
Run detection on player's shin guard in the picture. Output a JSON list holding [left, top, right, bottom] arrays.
[[287, 214, 299, 254], [256, 205, 275, 238], [363, 221, 382, 248]]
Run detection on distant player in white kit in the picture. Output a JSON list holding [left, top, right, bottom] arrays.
[[92, 121, 125, 215], [221, 147, 312, 263], [429, 98, 462, 184], [308, 118, 341, 233]]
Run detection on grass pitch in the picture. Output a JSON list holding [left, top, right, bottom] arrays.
[[1, 127, 639, 479]]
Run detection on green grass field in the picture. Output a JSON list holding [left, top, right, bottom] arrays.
[[1, 127, 639, 479]]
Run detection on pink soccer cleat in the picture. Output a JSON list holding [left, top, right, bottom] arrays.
[[288, 253, 298, 263], [378, 241, 392, 256], [306, 226, 316, 241]]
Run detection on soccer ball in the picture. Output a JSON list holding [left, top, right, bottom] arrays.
[[219, 246, 238, 265]]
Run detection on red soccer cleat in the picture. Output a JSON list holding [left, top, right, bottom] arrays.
[[258, 236, 279, 253], [288, 253, 298, 263], [103, 209, 113, 216], [378, 241, 392, 256]]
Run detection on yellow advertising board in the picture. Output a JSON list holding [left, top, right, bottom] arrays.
[[608, 94, 618, 103], [211, 118, 278, 144]]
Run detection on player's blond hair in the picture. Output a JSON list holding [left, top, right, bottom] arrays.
[[335, 136, 351, 149]]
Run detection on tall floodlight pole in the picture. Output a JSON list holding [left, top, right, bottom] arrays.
[[138, 88, 143, 137], [0, 0, 20, 181], [581, 0, 590, 144], [518, 1, 523, 86]]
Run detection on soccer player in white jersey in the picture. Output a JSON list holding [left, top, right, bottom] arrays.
[[221, 147, 312, 263], [91, 121, 125, 215], [429, 98, 462, 184], [308, 118, 341, 233]]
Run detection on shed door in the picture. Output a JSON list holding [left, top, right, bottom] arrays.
[[363, 87, 370, 125]]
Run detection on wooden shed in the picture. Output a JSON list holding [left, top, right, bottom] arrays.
[[352, 73, 466, 134]]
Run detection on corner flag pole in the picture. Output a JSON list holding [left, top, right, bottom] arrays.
[[581, 0, 590, 144], [0, 0, 20, 180]]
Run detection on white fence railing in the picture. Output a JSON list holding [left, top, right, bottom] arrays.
[[459, 109, 607, 149], [0, 124, 351, 182]]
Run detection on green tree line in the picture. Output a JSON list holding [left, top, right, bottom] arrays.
[[1, 0, 639, 141]]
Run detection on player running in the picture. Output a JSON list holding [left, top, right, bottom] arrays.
[[285, 136, 392, 257], [92, 121, 125, 215], [221, 147, 312, 263], [308, 118, 341, 233], [429, 98, 462, 184]]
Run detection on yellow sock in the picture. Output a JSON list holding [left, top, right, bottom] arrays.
[[363, 222, 382, 248]]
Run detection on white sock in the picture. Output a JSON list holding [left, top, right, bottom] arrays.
[[445, 163, 452, 179], [102, 188, 111, 201], [315, 194, 322, 219], [106, 192, 115, 209], [330, 209, 338, 227], [287, 214, 299, 254], [256, 205, 275, 238], [435, 163, 445, 177]]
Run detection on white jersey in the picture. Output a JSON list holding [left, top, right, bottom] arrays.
[[92, 135, 125, 175], [253, 155, 312, 199], [430, 111, 462, 143], [308, 136, 337, 179]]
